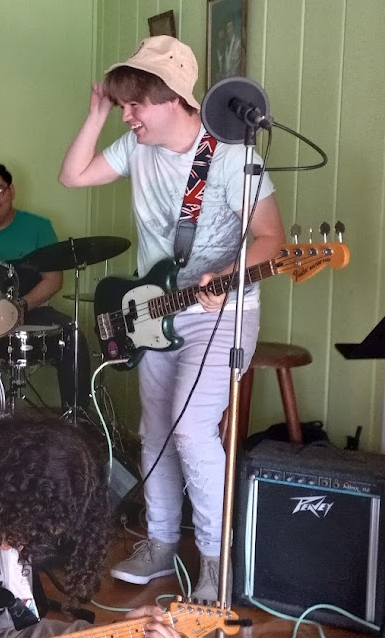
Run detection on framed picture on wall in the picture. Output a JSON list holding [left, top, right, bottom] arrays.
[[148, 10, 176, 37], [206, 0, 247, 88]]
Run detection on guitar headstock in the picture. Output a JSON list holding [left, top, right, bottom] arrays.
[[277, 222, 350, 283], [168, 601, 240, 637], [275, 241, 350, 283]]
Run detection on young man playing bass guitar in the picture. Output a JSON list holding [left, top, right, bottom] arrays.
[[59, 35, 285, 601]]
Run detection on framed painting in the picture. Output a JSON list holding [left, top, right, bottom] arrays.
[[206, 0, 247, 88], [148, 10, 177, 37]]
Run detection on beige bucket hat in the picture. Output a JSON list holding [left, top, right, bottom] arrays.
[[106, 36, 201, 111]]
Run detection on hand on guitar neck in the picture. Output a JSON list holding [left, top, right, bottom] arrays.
[[125, 605, 179, 638]]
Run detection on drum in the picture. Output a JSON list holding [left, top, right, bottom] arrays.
[[0, 324, 65, 368], [0, 262, 20, 337]]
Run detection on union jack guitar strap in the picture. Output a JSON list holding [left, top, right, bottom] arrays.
[[174, 132, 218, 266]]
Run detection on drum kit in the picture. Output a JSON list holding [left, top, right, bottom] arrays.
[[0, 235, 130, 421]]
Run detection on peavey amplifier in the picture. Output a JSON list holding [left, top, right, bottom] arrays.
[[232, 440, 385, 631]]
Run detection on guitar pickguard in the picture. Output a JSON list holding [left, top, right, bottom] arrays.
[[122, 284, 172, 350]]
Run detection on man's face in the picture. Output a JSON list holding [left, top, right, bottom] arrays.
[[0, 178, 15, 226], [118, 98, 177, 147]]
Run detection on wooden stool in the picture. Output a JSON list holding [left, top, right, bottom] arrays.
[[220, 342, 312, 448]]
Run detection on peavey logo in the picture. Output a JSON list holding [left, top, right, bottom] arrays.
[[290, 495, 334, 517]]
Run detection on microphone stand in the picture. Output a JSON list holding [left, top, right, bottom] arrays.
[[200, 75, 328, 613], [218, 124, 258, 609]]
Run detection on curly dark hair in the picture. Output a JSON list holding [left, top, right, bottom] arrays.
[[0, 416, 111, 604]]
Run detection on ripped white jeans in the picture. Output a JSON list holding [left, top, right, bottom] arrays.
[[138, 307, 259, 556]]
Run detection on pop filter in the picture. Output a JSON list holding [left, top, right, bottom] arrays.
[[201, 76, 271, 144]]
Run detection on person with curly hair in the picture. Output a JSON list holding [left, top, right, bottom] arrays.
[[0, 416, 180, 638]]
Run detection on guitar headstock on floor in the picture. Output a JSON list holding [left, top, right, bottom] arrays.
[[275, 221, 350, 283], [168, 600, 241, 637]]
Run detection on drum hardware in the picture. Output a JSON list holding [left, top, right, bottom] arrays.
[[5, 236, 131, 425], [0, 262, 21, 338], [20, 236, 130, 426], [60, 260, 89, 426], [62, 260, 109, 304], [8, 365, 27, 415], [1, 325, 65, 368], [1, 364, 42, 418], [0, 325, 65, 417], [0, 373, 7, 416], [63, 292, 94, 303]]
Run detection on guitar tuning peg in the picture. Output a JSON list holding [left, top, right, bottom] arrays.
[[334, 220, 345, 242], [319, 221, 330, 242], [290, 224, 302, 244]]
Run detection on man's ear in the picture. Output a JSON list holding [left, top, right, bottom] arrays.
[[10, 184, 16, 200], [170, 98, 180, 110]]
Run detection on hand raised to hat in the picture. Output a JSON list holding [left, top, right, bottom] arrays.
[[89, 82, 113, 120]]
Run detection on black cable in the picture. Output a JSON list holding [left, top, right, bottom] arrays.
[[24, 372, 51, 409], [267, 121, 328, 171], [126, 130, 273, 502]]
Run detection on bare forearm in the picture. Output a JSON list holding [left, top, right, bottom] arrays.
[[220, 193, 286, 274], [59, 82, 117, 187], [59, 113, 107, 187], [245, 232, 286, 268], [23, 274, 63, 310], [219, 232, 286, 277]]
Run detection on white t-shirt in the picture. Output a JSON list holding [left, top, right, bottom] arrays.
[[0, 548, 39, 629], [103, 124, 275, 311]]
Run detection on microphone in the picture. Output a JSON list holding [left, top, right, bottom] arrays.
[[201, 75, 328, 170], [229, 97, 271, 130], [201, 76, 272, 144]]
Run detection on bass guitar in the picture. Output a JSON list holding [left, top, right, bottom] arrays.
[[94, 241, 350, 369], [53, 601, 241, 638]]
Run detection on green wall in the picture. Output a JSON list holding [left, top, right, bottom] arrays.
[[1, 0, 96, 405], [3, 0, 385, 451]]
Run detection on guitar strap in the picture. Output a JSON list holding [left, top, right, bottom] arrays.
[[174, 132, 218, 267]]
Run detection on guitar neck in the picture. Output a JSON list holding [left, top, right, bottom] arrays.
[[150, 260, 277, 319], [56, 613, 172, 638], [53, 603, 239, 638]]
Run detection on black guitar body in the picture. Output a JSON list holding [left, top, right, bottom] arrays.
[[94, 259, 183, 370]]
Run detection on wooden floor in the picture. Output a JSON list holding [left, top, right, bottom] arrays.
[[41, 520, 372, 638]]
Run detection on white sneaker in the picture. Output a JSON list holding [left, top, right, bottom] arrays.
[[110, 538, 178, 585]]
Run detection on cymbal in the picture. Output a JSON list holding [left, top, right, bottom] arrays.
[[63, 292, 94, 303], [20, 236, 130, 272]]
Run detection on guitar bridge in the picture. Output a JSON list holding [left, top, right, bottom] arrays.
[[97, 313, 113, 341]]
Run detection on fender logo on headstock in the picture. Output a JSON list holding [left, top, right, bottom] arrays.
[[292, 255, 335, 282]]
